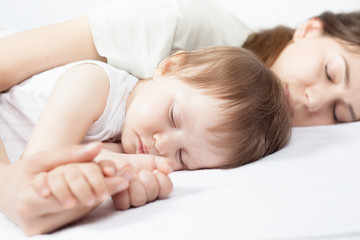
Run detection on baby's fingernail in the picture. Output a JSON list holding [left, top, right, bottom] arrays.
[[155, 165, 172, 175], [104, 166, 115, 176], [41, 188, 50, 197], [160, 163, 173, 174]]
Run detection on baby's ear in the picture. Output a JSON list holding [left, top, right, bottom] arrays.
[[154, 51, 185, 77]]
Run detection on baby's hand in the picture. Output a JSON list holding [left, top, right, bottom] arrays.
[[111, 154, 173, 210], [33, 160, 134, 209], [94, 149, 174, 210]]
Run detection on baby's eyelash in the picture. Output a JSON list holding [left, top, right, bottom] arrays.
[[169, 104, 175, 127], [332, 102, 339, 123], [179, 149, 188, 169], [179, 149, 184, 165]]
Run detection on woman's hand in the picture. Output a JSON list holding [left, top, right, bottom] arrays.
[[32, 160, 134, 209], [0, 142, 131, 236]]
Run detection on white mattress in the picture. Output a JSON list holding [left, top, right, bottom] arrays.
[[1, 0, 359, 239]]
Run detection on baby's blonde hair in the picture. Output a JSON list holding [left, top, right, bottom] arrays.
[[162, 46, 291, 168]]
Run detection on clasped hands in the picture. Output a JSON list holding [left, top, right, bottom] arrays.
[[0, 142, 173, 236]]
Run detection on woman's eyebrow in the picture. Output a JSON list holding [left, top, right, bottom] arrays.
[[343, 56, 350, 87]]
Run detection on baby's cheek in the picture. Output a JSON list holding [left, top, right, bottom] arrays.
[[120, 132, 136, 155]]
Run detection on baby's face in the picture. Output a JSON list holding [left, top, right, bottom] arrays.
[[122, 75, 229, 171]]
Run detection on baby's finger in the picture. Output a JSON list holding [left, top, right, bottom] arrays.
[[47, 169, 76, 209], [153, 158, 173, 175], [126, 154, 173, 174], [98, 160, 117, 177], [154, 170, 173, 199], [33, 172, 51, 198], [112, 189, 131, 210], [138, 170, 159, 202], [129, 178, 147, 207]]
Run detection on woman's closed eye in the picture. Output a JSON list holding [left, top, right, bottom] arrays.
[[325, 65, 340, 123], [332, 102, 340, 123], [169, 104, 176, 127], [325, 65, 333, 83]]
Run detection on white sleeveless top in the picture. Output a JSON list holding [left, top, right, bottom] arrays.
[[0, 60, 138, 163]]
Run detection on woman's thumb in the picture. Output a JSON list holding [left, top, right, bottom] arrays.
[[31, 142, 102, 172]]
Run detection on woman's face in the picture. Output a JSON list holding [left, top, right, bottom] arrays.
[[271, 20, 360, 126]]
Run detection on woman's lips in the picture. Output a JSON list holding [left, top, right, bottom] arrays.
[[138, 137, 147, 154]]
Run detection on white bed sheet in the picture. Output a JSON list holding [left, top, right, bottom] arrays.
[[1, 123, 360, 239], [1, 0, 359, 239]]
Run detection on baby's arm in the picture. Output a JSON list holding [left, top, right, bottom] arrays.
[[22, 63, 109, 158]]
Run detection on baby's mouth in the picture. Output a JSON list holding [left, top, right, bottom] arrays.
[[138, 137, 148, 154]]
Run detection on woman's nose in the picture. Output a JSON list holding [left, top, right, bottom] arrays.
[[303, 84, 340, 112]]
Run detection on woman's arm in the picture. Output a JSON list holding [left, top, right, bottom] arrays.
[[0, 16, 106, 92]]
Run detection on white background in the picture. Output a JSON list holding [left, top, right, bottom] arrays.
[[0, 0, 359, 31]]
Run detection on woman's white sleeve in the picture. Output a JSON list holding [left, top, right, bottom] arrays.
[[87, 0, 250, 79]]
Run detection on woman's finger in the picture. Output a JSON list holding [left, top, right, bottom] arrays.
[[63, 165, 96, 207], [33, 172, 51, 198], [78, 163, 109, 202], [30, 142, 102, 172], [47, 168, 76, 209]]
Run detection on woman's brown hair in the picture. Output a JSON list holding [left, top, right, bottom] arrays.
[[162, 46, 292, 168], [243, 11, 360, 66]]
